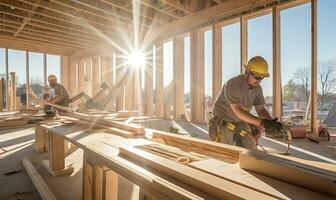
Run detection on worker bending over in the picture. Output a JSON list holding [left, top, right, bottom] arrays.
[[70, 82, 111, 110], [209, 56, 283, 149], [47, 75, 70, 108]]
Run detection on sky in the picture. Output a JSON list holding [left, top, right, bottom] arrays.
[[0, 1, 335, 99]]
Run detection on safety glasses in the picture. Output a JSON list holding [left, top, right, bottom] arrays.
[[250, 72, 264, 81]]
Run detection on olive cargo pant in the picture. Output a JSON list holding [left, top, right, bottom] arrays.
[[208, 114, 258, 149]]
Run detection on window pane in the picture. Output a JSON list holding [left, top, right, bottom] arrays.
[[47, 54, 61, 81], [184, 37, 191, 114], [8, 49, 26, 101], [29, 52, 44, 99], [222, 23, 241, 84]]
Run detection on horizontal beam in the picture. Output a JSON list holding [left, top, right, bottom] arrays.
[[0, 36, 71, 55]]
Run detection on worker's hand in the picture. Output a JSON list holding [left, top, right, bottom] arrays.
[[254, 132, 261, 145], [261, 118, 283, 136]]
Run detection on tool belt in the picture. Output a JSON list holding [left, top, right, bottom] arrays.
[[208, 112, 258, 143]]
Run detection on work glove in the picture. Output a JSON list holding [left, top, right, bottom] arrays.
[[261, 118, 284, 136]]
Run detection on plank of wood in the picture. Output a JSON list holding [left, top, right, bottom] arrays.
[[35, 125, 46, 152], [95, 165, 103, 200], [151, 130, 245, 158], [22, 158, 57, 200], [239, 150, 336, 197], [69, 112, 145, 134], [104, 167, 118, 200], [190, 159, 333, 200], [83, 160, 93, 200], [119, 145, 277, 200]]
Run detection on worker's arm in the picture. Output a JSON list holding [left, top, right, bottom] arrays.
[[255, 105, 273, 120], [49, 95, 63, 104], [230, 104, 262, 127]]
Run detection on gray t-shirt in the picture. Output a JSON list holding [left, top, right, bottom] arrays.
[[212, 75, 265, 122], [54, 83, 70, 104]]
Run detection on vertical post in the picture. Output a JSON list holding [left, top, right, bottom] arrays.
[[85, 57, 93, 97], [272, 7, 282, 120], [212, 23, 222, 100], [78, 60, 85, 94], [133, 67, 142, 113], [10, 72, 16, 111], [240, 17, 248, 73], [26, 51, 30, 108], [190, 28, 205, 122], [43, 53, 47, 86], [311, 0, 318, 134], [92, 56, 100, 95], [116, 54, 125, 111], [83, 160, 93, 200], [5, 48, 9, 111], [68, 60, 77, 97], [61, 56, 69, 91], [0, 79, 3, 111], [104, 167, 118, 200], [173, 36, 184, 120], [145, 48, 154, 116], [155, 43, 164, 118]]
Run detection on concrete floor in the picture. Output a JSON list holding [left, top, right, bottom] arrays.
[[0, 120, 335, 200]]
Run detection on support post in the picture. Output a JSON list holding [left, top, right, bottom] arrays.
[[78, 60, 85, 95], [272, 7, 282, 120], [43, 53, 47, 86], [145, 48, 154, 116], [190, 28, 205, 122], [61, 56, 70, 91], [68, 60, 77, 97], [240, 17, 248, 72], [212, 23, 222, 99], [9, 72, 16, 111], [26, 51, 30, 108], [5, 48, 9, 111], [173, 36, 184, 120], [155, 43, 164, 118], [311, 0, 318, 134], [92, 56, 100, 95], [116, 54, 125, 111]]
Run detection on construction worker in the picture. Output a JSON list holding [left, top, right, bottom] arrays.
[[208, 56, 283, 149], [47, 75, 70, 108]]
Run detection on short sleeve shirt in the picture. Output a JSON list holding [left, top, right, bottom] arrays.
[[54, 83, 70, 102], [212, 75, 265, 122]]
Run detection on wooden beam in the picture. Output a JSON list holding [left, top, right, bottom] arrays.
[[0, 36, 71, 55], [240, 16, 248, 72], [61, 56, 69, 91], [190, 28, 205, 122], [155, 43, 164, 118], [68, 61, 77, 97], [135, 0, 180, 19], [145, 49, 154, 116], [161, 0, 192, 14], [0, 80, 3, 111], [115, 54, 125, 111], [25, 51, 30, 108], [133, 68, 142, 113], [9, 72, 16, 111], [212, 23, 222, 99], [311, 0, 318, 134], [104, 167, 118, 200], [22, 158, 57, 200], [13, 0, 41, 36], [173, 36, 184, 120], [78, 60, 85, 95], [272, 7, 282, 120], [5, 48, 8, 111], [83, 160, 93, 200], [92, 56, 100, 95], [85, 57, 93, 97]]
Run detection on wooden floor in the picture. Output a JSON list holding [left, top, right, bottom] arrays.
[[0, 119, 335, 200]]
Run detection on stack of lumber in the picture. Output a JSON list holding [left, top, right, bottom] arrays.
[[0, 112, 31, 129]]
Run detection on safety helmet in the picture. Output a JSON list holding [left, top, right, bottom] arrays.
[[48, 74, 57, 81], [244, 56, 270, 78]]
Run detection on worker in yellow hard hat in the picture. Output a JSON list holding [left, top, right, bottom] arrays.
[[47, 74, 70, 108], [208, 56, 284, 149]]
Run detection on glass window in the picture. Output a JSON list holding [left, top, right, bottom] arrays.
[[184, 37, 191, 113], [29, 52, 44, 99], [204, 30, 213, 115], [47, 54, 61, 81], [8, 49, 26, 101]]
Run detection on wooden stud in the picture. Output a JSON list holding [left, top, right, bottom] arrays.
[[173, 36, 184, 120], [124, 64, 134, 110], [212, 23, 222, 100], [85, 57, 93, 97], [5, 48, 9, 111], [311, 0, 318, 134], [9, 72, 16, 111], [240, 16, 248, 73], [92, 56, 100, 96], [272, 7, 282, 120], [133, 67, 142, 113], [26, 51, 30, 108], [95, 165, 103, 200], [104, 167, 118, 200], [145, 48, 154, 116], [115, 54, 125, 111], [0, 79, 3, 111], [190, 28, 205, 122], [43, 53, 47, 87], [83, 160, 93, 200], [78, 60, 85, 95], [61, 56, 69, 91], [68, 61, 77, 97], [155, 43, 164, 118]]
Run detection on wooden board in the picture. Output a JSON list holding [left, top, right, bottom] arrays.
[[190, 159, 333, 200], [239, 150, 336, 197], [22, 158, 57, 200], [119, 145, 277, 200]]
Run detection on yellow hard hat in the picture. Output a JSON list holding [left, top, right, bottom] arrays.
[[48, 74, 57, 81], [244, 56, 269, 78]]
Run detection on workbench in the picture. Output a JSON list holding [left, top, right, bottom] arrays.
[[36, 117, 335, 200]]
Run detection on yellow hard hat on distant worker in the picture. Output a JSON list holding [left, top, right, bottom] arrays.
[[47, 74, 57, 81], [244, 56, 270, 78]]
